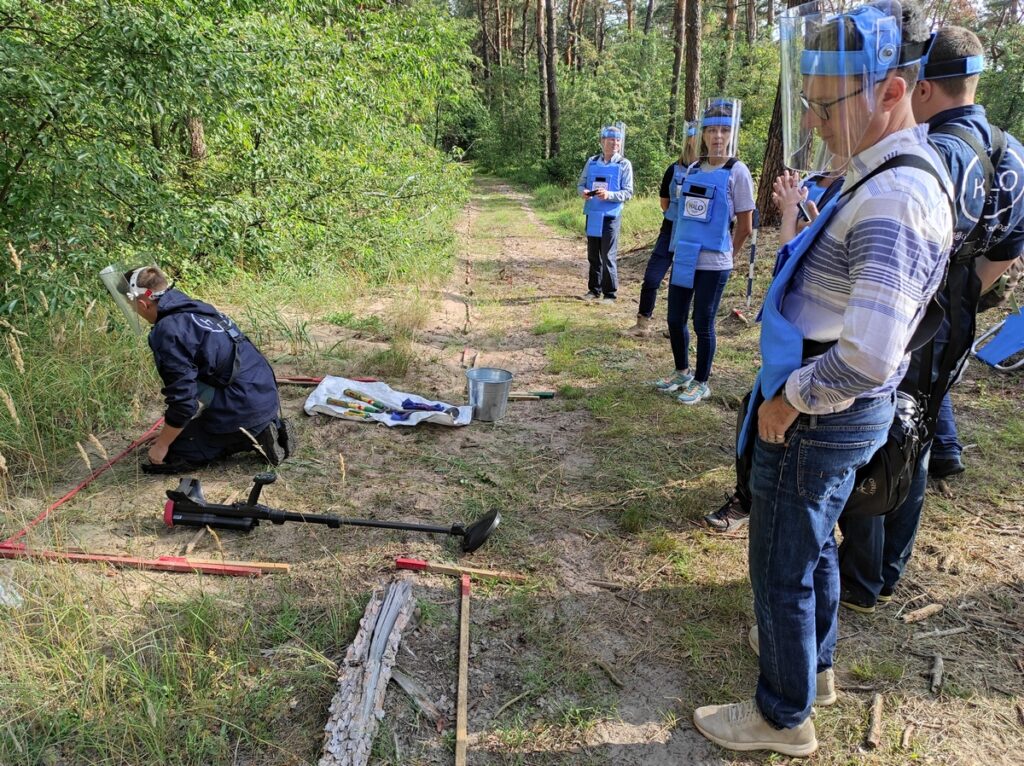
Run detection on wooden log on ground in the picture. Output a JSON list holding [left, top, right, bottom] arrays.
[[930, 654, 944, 694], [866, 693, 884, 749], [319, 580, 415, 766], [902, 603, 944, 624]]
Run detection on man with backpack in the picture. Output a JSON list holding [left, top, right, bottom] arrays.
[[692, 1, 952, 756], [837, 26, 1024, 613]]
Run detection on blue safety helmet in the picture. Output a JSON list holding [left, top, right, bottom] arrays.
[[600, 126, 623, 140]]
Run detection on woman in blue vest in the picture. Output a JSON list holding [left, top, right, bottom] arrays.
[[624, 124, 699, 337], [577, 125, 635, 302], [653, 99, 755, 403]]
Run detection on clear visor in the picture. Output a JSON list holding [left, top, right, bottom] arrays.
[[599, 124, 625, 156], [699, 98, 741, 161], [100, 264, 142, 334], [680, 121, 701, 165], [780, 0, 902, 174]]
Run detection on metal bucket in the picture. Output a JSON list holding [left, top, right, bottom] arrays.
[[465, 368, 514, 422]]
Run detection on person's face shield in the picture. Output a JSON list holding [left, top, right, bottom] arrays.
[[600, 125, 624, 157], [100, 264, 142, 334], [699, 98, 741, 160], [779, 1, 903, 174]]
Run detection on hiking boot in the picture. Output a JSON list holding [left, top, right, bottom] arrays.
[[255, 421, 286, 466], [705, 493, 750, 532], [677, 380, 711, 405], [580, 291, 601, 302], [693, 699, 817, 757], [624, 314, 654, 337], [747, 626, 837, 706], [878, 587, 894, 606], [929, 455, 965, 479], [652, 370, 693, 393], [277, 418, 296, 460]]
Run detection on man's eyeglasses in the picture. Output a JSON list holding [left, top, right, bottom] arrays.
[[800, 85, 865, 121]]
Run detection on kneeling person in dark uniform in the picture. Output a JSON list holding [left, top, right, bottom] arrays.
[[119, 266, 294, 472]]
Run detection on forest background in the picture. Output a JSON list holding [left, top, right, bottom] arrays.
[[2, 0, 1023, 481]]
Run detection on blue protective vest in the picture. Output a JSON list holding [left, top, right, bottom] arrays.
[[583, 157, 623, 237], [801, 176, 830, 207], [735, 196, 843, 455], [671, 160, 735, 288], [663, 164, 688, 223]]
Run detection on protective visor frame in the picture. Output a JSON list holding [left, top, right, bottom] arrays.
[[918, 34, 985, 81]]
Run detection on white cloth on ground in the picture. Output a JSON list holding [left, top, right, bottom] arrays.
[[303, 376, 472, 427]]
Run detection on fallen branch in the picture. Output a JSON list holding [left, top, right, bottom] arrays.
[[913, 625, 968, 641], [902, 603, 944, 624], [594, 659, 625, 689], [901, 724, 915, 749], [390, 668, 447, 732], [929, 654, 944, 694], [866, 693, 884, 749]]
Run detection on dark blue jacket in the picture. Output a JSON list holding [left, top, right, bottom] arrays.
[[904, 106, 1024, 390], [148, 289, 279, 433]]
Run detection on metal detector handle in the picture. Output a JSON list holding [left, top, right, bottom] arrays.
[[246, 473, 277, 506]]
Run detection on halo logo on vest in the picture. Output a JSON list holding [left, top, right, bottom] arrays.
[[669, 98, 741, 289], [779, 0, 923, 175], [583, 124, 626, 237]]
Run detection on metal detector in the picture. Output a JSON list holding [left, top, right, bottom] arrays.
[[164, 473, 501, 553]]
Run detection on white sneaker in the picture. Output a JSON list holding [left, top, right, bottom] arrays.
[[748, 625, 838, 706], [693, 698, 817, 757]]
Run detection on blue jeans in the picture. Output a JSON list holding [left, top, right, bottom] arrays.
[[638, 220, 674, 317], [586, 216, 621, 298], [749, 393, 895, 728], [932, 393, 962, 459], [838, 446, 930, 604], [666, 270, 730, 382]]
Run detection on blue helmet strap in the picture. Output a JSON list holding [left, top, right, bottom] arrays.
[[921, 55, 985, 81]]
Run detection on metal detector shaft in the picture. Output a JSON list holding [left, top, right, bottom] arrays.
[[164, 474, 499, 552]]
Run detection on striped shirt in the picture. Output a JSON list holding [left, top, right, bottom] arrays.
[[782, 125, 954, 415]]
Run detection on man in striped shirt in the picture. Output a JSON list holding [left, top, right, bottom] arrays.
[[693, 1, 953, 756]]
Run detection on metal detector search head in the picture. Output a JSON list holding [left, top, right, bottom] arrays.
[[454, 509, 501, 553]]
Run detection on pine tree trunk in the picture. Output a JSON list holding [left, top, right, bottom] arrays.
[[756, 0, 803, 226], [185, 114, 207, 160], [536, 0, 550, 158], [683, 0, 701, 124], [625, 0, 635, 31], [478, 0, 492, 79], [521, 0, 530, 74], [666, 0, 685, 148], [495, 0, 505, 67], [545, 0, 560, 156], [644, 0, 656, 35], [745, 0, 755, 44], [718, 0, 737, 93]]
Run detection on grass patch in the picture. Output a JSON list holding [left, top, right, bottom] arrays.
[[324, 310, 386, 336], [0, 569, 362, 766]]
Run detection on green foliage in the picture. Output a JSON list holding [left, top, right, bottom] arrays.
[[0, 0, 477, 313], [471, 20, 781, 195]]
